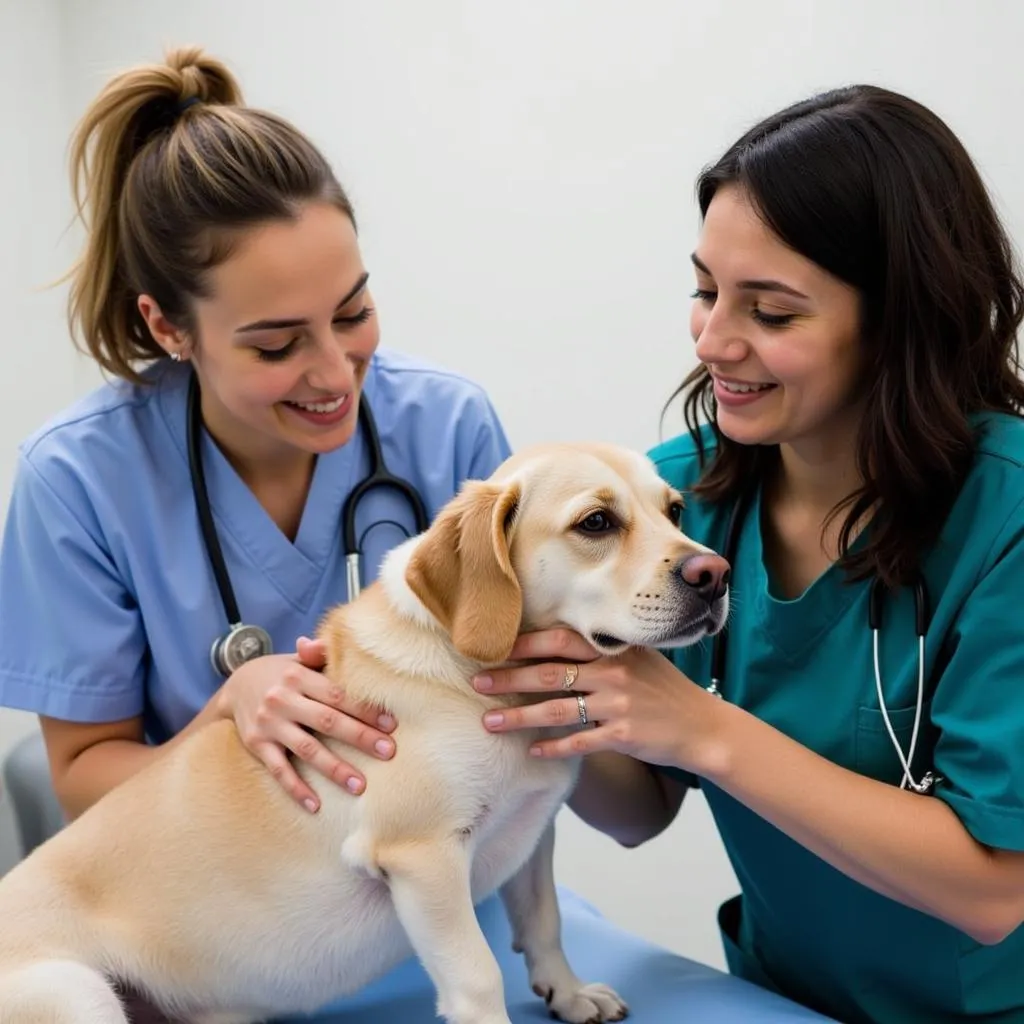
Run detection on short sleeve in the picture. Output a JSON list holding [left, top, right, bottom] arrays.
[[0, 452, 147, 723], [932, 500, 1024, 850], [460, 391, 513, 482]]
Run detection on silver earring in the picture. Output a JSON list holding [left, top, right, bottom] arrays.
[[170, 351, 181, 362]]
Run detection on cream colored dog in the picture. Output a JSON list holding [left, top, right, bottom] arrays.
[[0, 442, 729, 1024]]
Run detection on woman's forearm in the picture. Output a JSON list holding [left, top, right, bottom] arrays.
[[567, 751, 686, 847], [699, 700, 1024, 945], [58, 738, 166, 819], [57, 689, 230, 819]]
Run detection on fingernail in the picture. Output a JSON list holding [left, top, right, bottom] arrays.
[[346, 777, 365, 794], [484, 711, 504, 729], [474, 674, 493, 691], [378, 713, 395, 730], [303, 798, 319, 813], [530, 745, 543, 757], [375, 738, 394, 757]]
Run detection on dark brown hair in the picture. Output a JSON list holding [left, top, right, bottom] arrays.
[[672, 84, 1024, 587], [65, 45, 355, 384]]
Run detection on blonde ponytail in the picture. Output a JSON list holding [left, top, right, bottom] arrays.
[[65, 45, 353, 383]]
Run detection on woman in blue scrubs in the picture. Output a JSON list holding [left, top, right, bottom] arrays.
[[0, 46, 510, 820], [477, 86, 1024, 1022]]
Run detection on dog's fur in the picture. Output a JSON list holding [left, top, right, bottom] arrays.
[[0, 442, 728, 1024]]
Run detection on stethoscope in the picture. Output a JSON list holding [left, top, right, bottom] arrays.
[[186, 372, 430, 678], [707, 487, 942, 795]]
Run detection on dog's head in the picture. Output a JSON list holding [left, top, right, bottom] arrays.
[[403, 443, 730, 664]]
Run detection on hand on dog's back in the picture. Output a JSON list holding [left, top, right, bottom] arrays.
[[221, 636, 398, 812]]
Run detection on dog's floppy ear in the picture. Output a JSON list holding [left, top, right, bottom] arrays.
[[405, 478, 522, 663]]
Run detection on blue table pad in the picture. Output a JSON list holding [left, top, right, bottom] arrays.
[[275, 887, 835, 1022]]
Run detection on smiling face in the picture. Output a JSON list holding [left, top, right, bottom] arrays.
[[139, 201, 379, 471], [690, 185, 865, 456]]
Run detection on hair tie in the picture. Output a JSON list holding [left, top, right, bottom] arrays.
[[176, 96, 201, 115]]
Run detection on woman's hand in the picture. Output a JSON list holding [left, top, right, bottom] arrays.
[[473, 629, 724, 772], [220, 636, 396, 812]]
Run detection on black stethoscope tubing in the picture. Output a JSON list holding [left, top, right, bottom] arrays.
[[186, 371, 430, 675]]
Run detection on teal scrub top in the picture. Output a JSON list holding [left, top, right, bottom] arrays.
[[650, 411, 1024, 1024]]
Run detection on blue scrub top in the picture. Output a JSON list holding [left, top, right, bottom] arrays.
[[0, 348, 512, 745], [650, 412, 1024, 1023]]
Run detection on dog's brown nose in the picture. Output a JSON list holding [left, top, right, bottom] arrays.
[[678, 553, 730, 604]]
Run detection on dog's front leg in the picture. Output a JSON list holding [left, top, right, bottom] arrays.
[[499, 821, 629, 1023], [382, 840, 511, 1024]]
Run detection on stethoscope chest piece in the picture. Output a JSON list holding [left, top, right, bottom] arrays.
[[210, 622, 274, 677]]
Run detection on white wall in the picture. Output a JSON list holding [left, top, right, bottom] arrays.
[[0, 0, 79, 758], [4, 0, 1024, 967], [0, 0, 79, 869]]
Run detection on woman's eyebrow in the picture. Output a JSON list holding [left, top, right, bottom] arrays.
[[690, 254, 809, 300], [234, 271, 370, 333]]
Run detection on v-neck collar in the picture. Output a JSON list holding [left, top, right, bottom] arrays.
[[158, 363, 365, 612], [751, 485, 866, 661]]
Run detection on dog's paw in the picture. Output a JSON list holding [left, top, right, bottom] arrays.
[[533, 981, 629, 1023]]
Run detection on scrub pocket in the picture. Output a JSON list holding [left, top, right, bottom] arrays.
[[854, 702, 934, 785], [717, 894, 782, 995]]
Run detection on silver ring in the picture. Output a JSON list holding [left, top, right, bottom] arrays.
[[576, 693, 588, 726], [563, 663, 579, 690]]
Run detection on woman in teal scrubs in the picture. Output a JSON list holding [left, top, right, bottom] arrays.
[[474, 85, 1024, 1022]]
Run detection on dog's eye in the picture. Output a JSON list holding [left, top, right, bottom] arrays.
[[576, 511, 617, 534], [668, 502, 683, 526]]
